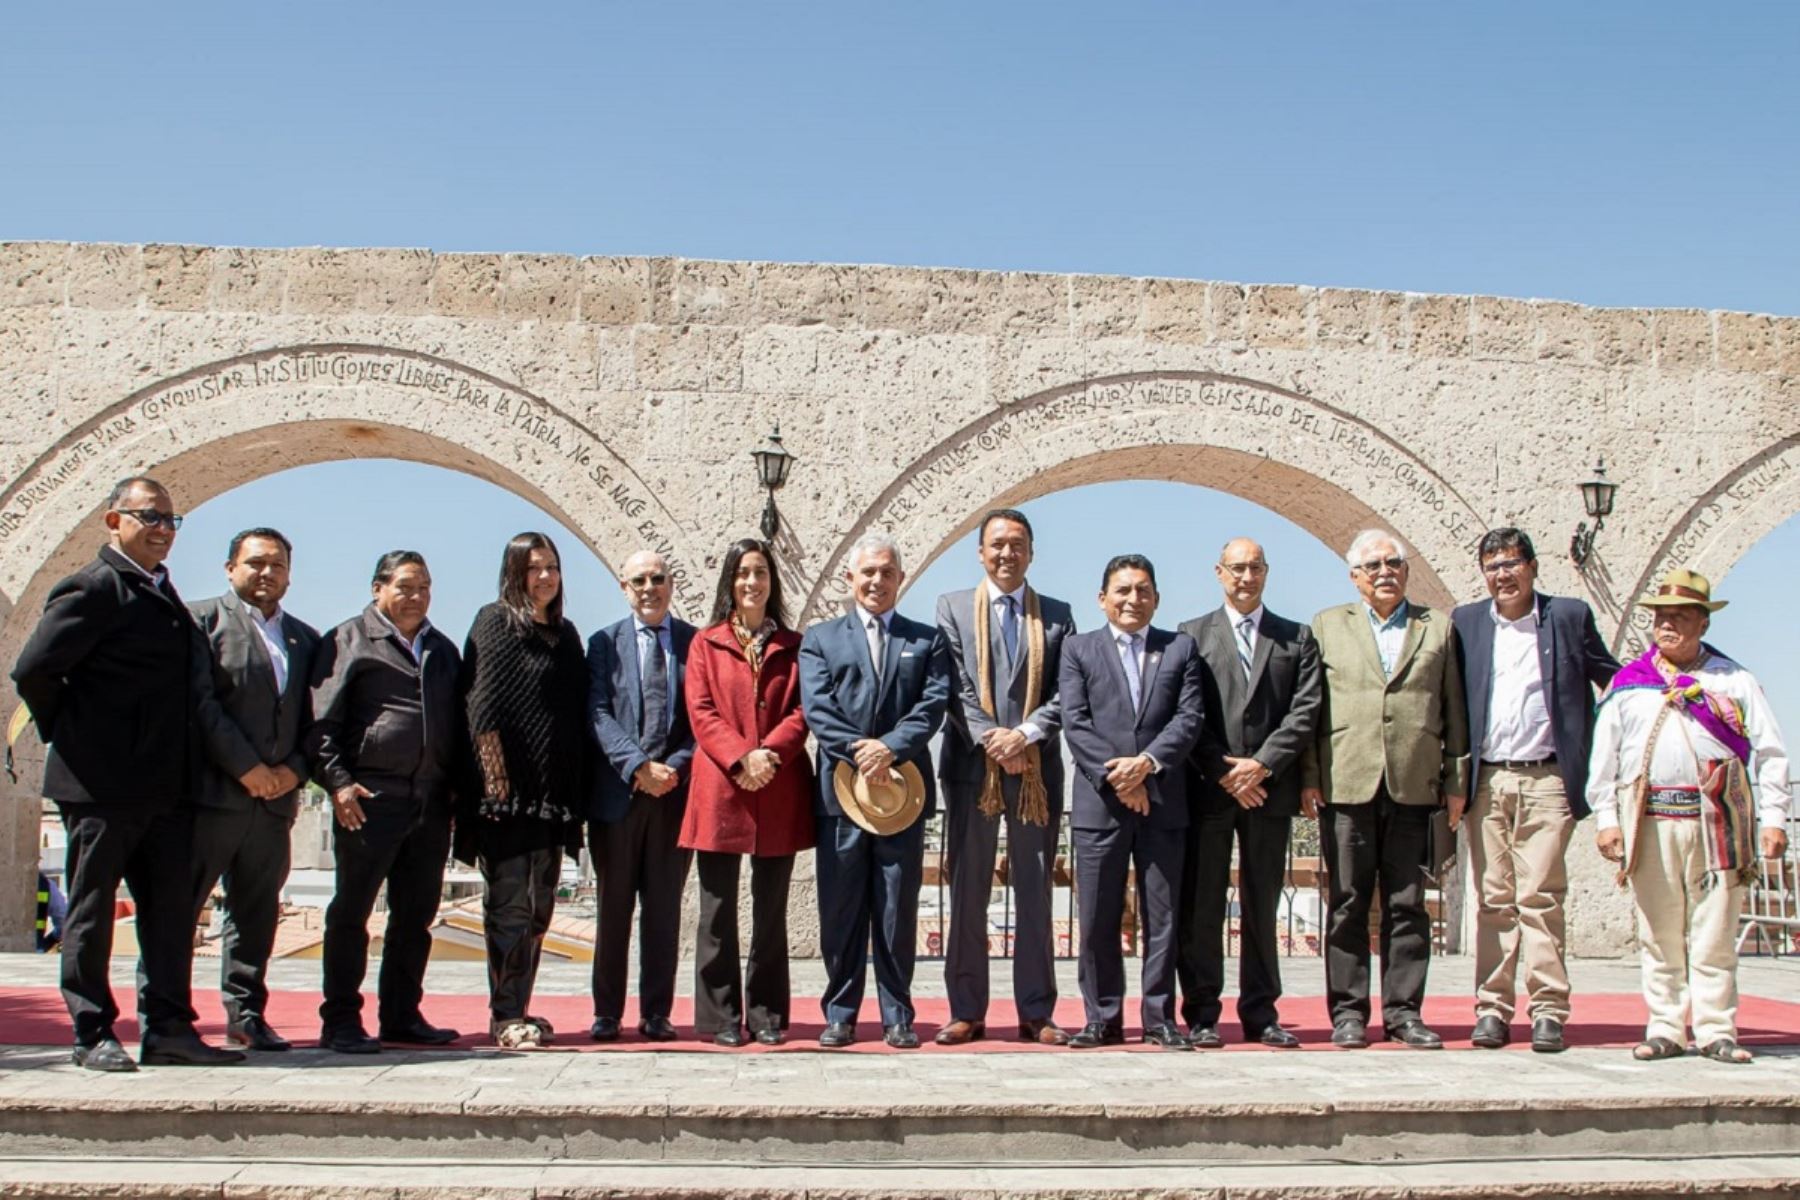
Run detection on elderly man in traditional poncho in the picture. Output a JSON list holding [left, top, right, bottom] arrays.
[[1589, 569, 1791, 1064]]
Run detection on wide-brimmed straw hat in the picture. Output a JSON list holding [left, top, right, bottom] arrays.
[[1638, 567, 1727, 613], [831, 760, 926, 836]]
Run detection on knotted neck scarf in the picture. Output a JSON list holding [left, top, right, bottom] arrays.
[[972, 580, 1049, 826]]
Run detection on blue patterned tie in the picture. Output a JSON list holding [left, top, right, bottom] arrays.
[[1000, 594, 1020, 662]]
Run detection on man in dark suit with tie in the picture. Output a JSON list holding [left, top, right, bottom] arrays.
[[586, 549, 696, 1042], [799, 532, 951, 1048], [935, 508, 1076, 1046], [1059, 554, 1204, 1050], [1451, 527, 1619, 1052], [188, 528, 320, 1053], [11, 476, 244, 1070], [1175, 537, 1322, 1048]]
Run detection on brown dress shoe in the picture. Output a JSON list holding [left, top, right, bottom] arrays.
[[1018, 1018, 1070, 1046], [934, 1019, 986, 1046]]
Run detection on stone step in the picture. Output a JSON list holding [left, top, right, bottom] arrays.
[[1, 1153, 1799, 1198]]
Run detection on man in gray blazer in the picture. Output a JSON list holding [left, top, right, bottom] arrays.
[[189, 528, 320, 1052], [1176, 538, 1321, 1048], [586, 549, 696, 1043], [935, 509, 1076, 1046]]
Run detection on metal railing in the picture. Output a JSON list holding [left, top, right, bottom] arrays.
[[1737, 815, 1800, 958]]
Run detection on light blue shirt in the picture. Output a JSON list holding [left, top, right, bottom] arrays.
[[372, 608, 432, 662], [1364, 600, 1410, 678], [633, 615, 677, 721]]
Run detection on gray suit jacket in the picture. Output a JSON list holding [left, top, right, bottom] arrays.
[[1178, 605, 1322, 819], [190, 592, 320, 816], [935, 585, 1073, 805]]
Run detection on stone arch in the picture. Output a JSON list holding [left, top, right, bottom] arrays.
[[0, 344, 708, 624], [1608, 434, 1800, 658], [800, 371, 1488, 622]]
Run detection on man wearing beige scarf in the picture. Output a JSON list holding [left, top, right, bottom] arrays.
[[935, 509, 1077, 1045]]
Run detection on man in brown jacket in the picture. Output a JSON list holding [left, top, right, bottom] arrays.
[[1301, 530, 1469, 1050]]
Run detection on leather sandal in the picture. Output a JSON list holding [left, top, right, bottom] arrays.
[[1699, 1038, 1753, 1064], [1632, 1036, 1685, 1061]]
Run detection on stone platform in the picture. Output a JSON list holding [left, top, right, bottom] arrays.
[[2, 954, 1797, 1197]]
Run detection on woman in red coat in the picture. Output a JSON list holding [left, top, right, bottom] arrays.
[[680, 537, 814, 1045]]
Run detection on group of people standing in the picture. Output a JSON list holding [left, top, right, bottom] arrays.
[[12, 478, 1791, 1073]]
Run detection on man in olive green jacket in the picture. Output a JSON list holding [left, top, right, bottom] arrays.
[[1301, 530, 1470, 1051]]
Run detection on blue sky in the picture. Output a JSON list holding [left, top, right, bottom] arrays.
[[4, 4, 1797, 743]]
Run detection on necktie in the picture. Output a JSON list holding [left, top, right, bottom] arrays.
[[1119, 633, 1143, 712], [639, 625, 669, 761], [865, 614, 886, 683], [1236, 615, 1256, 681], [1000, 594, 1020, 662]]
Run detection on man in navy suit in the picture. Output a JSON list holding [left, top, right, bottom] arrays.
[[587, 549, 696, 1042], [1452, 527, 1619, 1053], [799, 532, 951, 1048], [1059, 554, 1205, 1050]]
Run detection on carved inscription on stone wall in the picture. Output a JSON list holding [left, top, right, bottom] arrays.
[[0, 347, 703, 610], [1617, 448, 1798, 657], [803, 374, 1482, 622]]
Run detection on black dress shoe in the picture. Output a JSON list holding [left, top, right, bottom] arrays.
[[713, 1027, 746, 1047], [1531, 1017, 1566, 1054], [589, 1016, 621, 1043], [72, 1037, 137, 1073], [1331, 1019, 1369, 1049], [1470, 1015, 1511, 1049], [320, 1025, 382, 1054], [140, 1030, 246, 1066], [1067, 1022, 1125, 1048], [1255, 1025, 1301, 1049], [818, 1022, 856, 1047], [754, 1028, 785, 1046], [1143, 1023, 1193, 1051], [638, 1015, 679, 1042], [1186, 1024, 1224, 1049], [227, 1014, 292, 1052], [884, 1023, 920, 1049], [379, 1019, 460, 1046], [1388, 1019, 1444, 1049]]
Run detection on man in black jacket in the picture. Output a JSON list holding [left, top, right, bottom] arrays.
[[306, 550, 463, 1054], [11, 477, 244, 1071], [189, 528, 320, 1052], [1176, 538, 1322, 1048]]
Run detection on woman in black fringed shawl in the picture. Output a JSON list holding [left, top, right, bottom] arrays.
[[457, 532, 589, 1047]]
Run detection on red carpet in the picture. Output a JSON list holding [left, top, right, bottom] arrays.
[[3, 986, 1798, 1051]]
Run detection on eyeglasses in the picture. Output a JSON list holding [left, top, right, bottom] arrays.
[[624, 572, 668, 589], [1221, 562, 1268, 577], [1355, 556, 1407, 575], [114, 508, 183, 530], [1480, 557, 1530, 576]]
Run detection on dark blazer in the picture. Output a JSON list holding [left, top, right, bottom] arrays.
[[305, 605, 463, 804], [935, 585, 1073, 801], [797, 609, 952, 819], [1059, 625, 1205, 832], [1178, 606, 1323, 818], [11, 546, 203, 806], [586, 615, 697, 824], [1451, 591, 1620, 820], [189, 592, 320, 816]]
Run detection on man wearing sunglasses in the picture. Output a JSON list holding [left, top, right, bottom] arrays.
[[1451, 528, 1618, 1054], [12, 477, 245, 1071], [1301, 530, 1469, 1051], [586, 550, 696, 1042]]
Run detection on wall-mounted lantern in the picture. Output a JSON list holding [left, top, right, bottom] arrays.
[[751, 424, 794, 540], [1569, 458, 1618, 567]]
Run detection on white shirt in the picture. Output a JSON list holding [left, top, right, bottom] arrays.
[[1586, 650, 1792, 832], [248, 605, 290, 694], [112, 549, 169, 589], [1482, 602, 1554, 762], [1226, 603, 1264, 657], [989, 581, 1043, 745]]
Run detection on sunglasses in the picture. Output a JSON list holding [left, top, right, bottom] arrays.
[[624, 572, 668, 589], [1355, 556, 1406, 575], [114, 508, 184, 530]]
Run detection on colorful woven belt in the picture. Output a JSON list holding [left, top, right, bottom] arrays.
[[1646, 787, 1701, 819]]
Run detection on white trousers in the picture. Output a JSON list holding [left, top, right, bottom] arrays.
[[1629, 816, 1745, 1046]]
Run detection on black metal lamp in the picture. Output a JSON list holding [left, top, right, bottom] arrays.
[[752, 424, 794, 540], [1569, 458, 1617, 566]]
